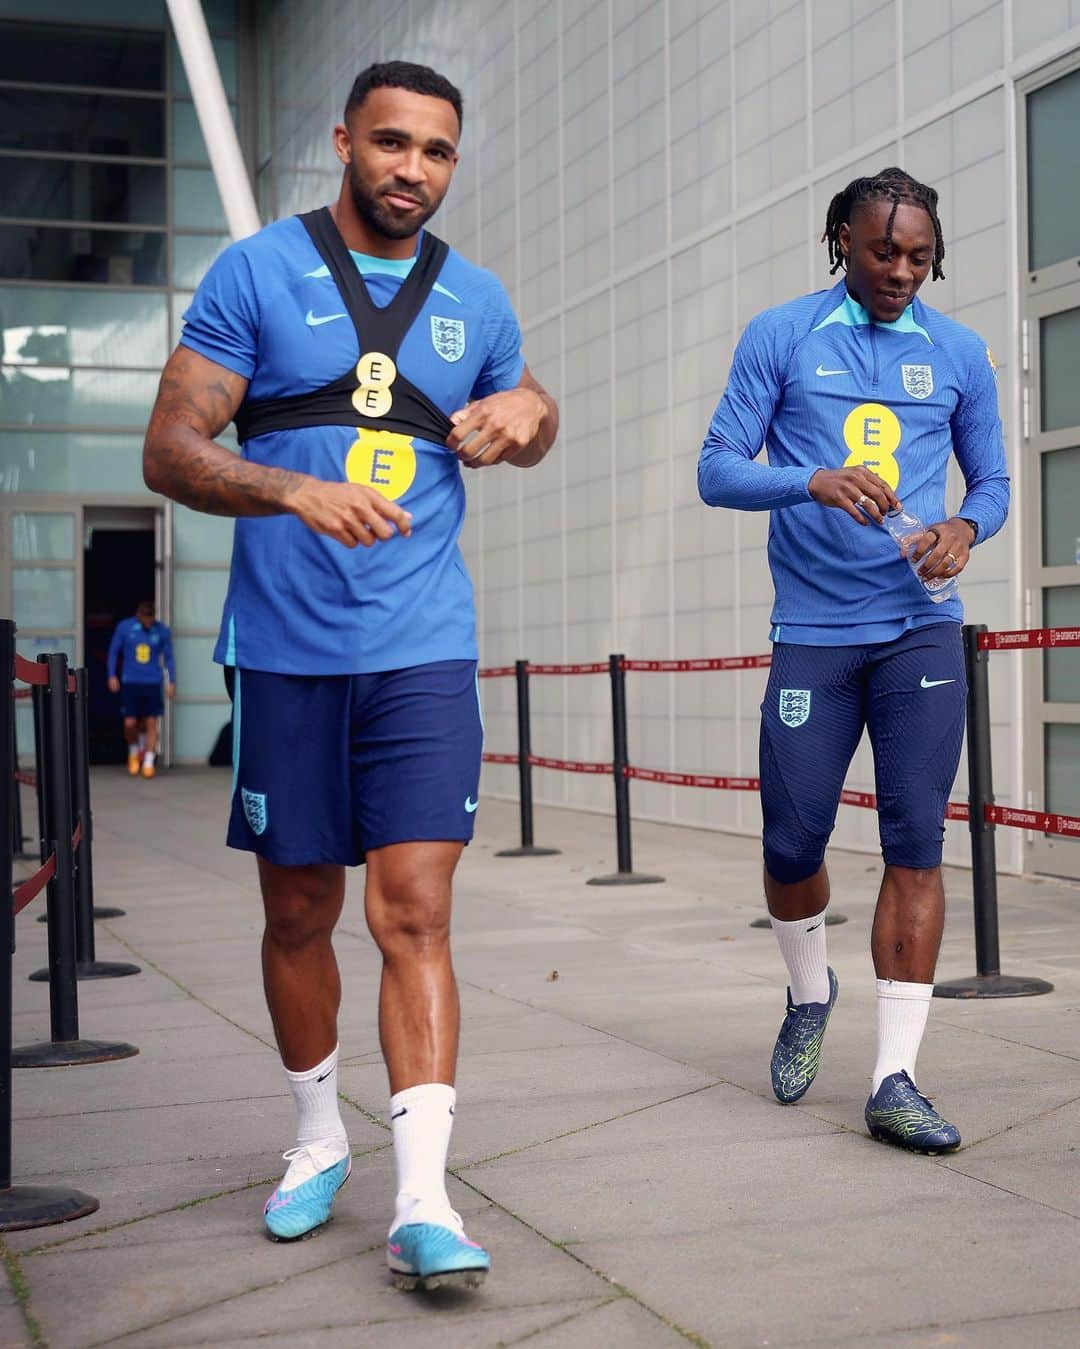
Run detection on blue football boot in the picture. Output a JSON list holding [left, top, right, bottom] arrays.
[[865, 1070, 961, 1154], [770, 967, 839, 1103], [387, 1214, 491, 1291], [263, 1142, 351, 1241]]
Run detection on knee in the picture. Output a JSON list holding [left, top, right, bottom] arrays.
[[264, 873, 339, 953], [369, 874, 451, 961], [764, 845, 826, 885]]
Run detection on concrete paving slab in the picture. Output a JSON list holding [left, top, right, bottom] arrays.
[[519, 1294, 690, 1347], [819, 1304, 1080, 1347]]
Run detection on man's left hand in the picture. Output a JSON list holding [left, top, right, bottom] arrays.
[[167, 683, 176, 699], [446, 388, 548, 469], [903, 516, 977, 580]]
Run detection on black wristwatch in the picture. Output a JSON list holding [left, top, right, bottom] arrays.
[[958, 517, 979, 544]]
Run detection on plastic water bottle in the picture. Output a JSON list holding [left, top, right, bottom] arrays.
[[883, 507, 958, 603]]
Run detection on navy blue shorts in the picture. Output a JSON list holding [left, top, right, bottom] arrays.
[[120, 684, 164, 719], [226, 660, 483, 866], [760, 623, 966, 880]]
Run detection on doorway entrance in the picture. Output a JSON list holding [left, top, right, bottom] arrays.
[[84, 508, 157, 764]]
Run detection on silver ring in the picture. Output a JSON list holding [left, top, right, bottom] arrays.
[[856, 494, 870, 507], [466, 441, 491, 462], [945, 551, 958, 568]]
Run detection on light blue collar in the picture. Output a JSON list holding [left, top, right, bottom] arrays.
[[813, 287, 932, 344], [348, 249, 416, 278]]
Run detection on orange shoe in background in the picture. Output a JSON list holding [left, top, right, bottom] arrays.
[[141, 758, 156, 779], [128, 751, 140, 776]]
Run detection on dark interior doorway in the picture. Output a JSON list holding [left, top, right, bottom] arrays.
[[84, 520, 156, 764]]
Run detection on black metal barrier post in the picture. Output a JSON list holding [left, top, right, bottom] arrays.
[[935, 624, 1053, 999], [496, 660, 560, 858], [65, 669, 138, 979], [588, 654, 664, 886], [0, 621, 99, 1229], [15, 653, 138, 1066]]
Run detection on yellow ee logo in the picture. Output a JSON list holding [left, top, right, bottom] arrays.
[[135, 643, 151, 664], [842, 402, 902, 490], [345, 427, 416, 501], [352, 350, 396, 418]]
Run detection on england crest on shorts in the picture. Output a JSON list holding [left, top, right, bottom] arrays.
[[241, 787, 268, 836], [901, 364, 933, 399], [779, 689, 811, 728], [431, 316, 465, 362]]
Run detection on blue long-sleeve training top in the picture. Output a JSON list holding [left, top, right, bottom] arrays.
[[107, 618, 176, 685], [698, 279, 1010, 646]]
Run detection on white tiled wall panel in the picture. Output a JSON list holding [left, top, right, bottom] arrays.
[[264, 0, 1080, 872]]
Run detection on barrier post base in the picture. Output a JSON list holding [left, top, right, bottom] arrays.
[[496, 845, 561, 857], [587, 871, 665, 886], [12, 1038, 139, 1067], [0, 1185, 99, 1232], [934, 972, 1054, 999], [39, 907, 128, 923], [750, 912, 848, 929], [29, 959, 140, 982]]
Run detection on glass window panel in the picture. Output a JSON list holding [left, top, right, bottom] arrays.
[[1041, 446, 1080, 567], [172, 36, 236, 98], [172, 635, 225, 697], [14, 702, 33, 760], [172, 698, 232, 762], [0, 287, 168, 368], [1040, 308, 1080, 433], [1045, 723, 1080, 818], [172, 291, 195, 345], [0, 431, 144, 494], [0, 157, 165, 226], [172, 169, 228, 231], [172, 233, 229, 289], [0, 89, 164, 158], [11, 512, 74, 560], [13, 631, 76, 663], [0, 366, 161, 429], [0, 224, 166, 285], [1028, 69, 1080, 272], [1044, 587, 1080, 703], [0, 21, 164, 90], [171, 100, 237, 164], [202, 0, 237, 30], [13, 567, 74, 629], [0, 3, 164, 27], [173, 567, 229, 630], [173, 507, 234, 564]]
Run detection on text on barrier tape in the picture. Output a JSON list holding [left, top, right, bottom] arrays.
[[622, 655, 772, 672], [530, 754, 613, 775], [979, 627, 1080, 650], [984, 804, 1080, 836], [14, 771, 36, 788]]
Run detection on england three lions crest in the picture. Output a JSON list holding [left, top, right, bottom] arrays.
[[901, 364, 933, 399], [431, 316, 466, 362], [779, 689, 811, 728]]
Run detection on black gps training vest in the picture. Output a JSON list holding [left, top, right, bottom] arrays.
[[232, 208, 454, 447]]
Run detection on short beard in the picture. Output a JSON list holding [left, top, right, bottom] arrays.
[[349, 166, 439, 241]]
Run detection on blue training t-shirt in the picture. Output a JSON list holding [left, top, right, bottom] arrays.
[[107, 618, 176, 686], [697, 279, 1010, 646], [179, 214, 525, 675]]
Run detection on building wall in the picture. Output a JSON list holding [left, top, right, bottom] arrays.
[[266, 3, 1080, 872]]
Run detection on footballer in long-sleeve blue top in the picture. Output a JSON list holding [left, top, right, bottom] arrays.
[[698, 279, 1009, 645], [702, 168, 1010, 1153]]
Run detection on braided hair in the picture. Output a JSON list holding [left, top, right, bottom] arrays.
[[822, 167, 946, 280]]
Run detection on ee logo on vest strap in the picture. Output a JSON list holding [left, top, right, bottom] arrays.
[[346, 427, 417, 501], [842, 402, 902, 490], [352, 350, 397, 418]]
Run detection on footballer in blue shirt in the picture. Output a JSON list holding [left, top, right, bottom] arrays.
[[699, 168, 1009, 1154], [143, 62, 557, 1284], [106, 599, 176, 779]]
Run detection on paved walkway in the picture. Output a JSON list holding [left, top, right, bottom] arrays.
[[4, 767, 1080, 1347]]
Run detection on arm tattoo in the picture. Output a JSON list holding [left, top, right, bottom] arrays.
[[143, 348, 310, 517]]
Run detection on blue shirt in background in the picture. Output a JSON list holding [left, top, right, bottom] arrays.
[[698, 279, 1010, 646], [107, 618, 175, 685]]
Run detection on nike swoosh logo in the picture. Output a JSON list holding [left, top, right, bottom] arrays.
[[391, 1107, 407, 1120], [815, 364, 851, 377], [465, 797, 479, 813], [305, 310, 347, 326], [920, 677, 956, 688], [806, 921, 823, 932], [316, 1070, 332, 1082]]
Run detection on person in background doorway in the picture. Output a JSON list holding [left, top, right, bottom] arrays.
[[106, 599, 176, 778]]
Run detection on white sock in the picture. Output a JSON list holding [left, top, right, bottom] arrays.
[[128, 744, 139, 760], [143, 750, 156, 767], [390, 1082, 456, 1234], [770, 913, 830, 1004], [137, 734, 145, 750], [871, 979, 933, 1094], [284, 1044, 347, 1151]]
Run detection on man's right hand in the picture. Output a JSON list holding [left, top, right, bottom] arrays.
[[288, 480, 412, 547], [808, 467, 899, 524], [108, 677, 120, 693]]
